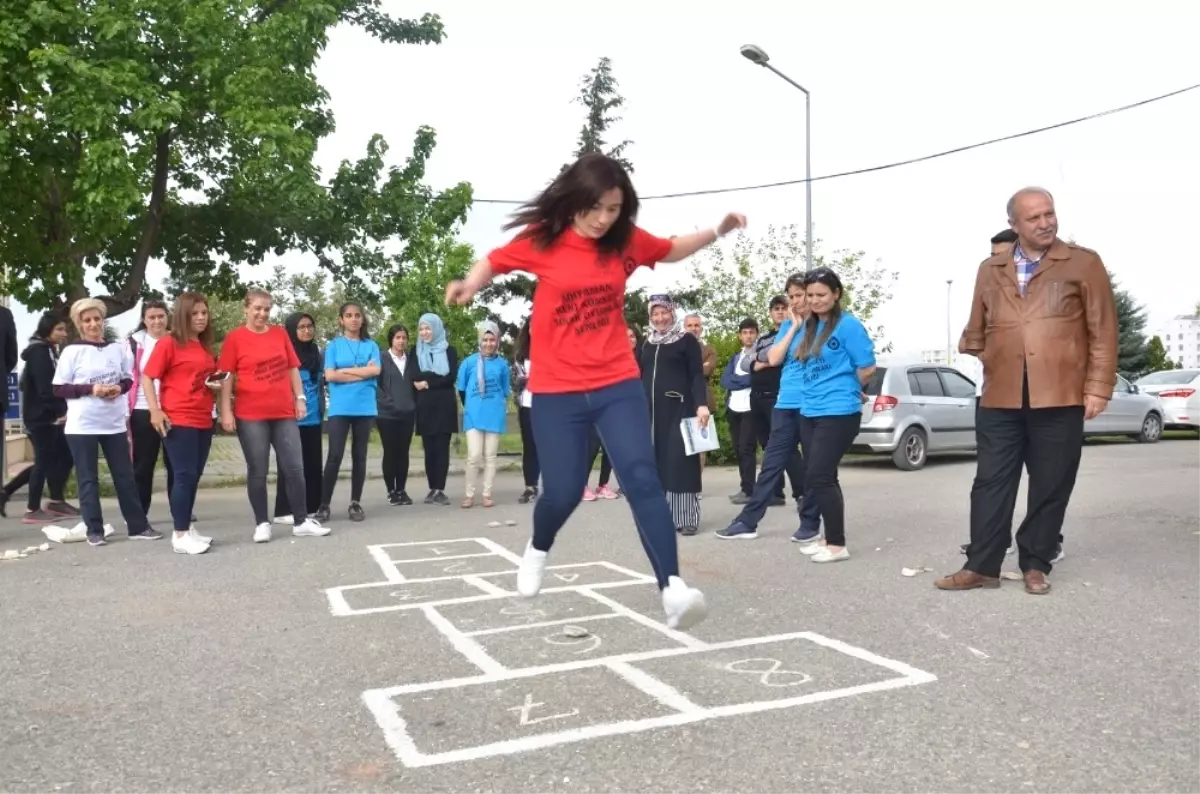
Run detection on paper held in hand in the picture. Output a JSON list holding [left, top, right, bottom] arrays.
[[680, 417, 720, 456]]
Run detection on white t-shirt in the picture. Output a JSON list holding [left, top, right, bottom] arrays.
[[388, 349, 407, 376], [130, 330, 163, 411], [728, 351, 753, 413], [53, 342, 134, 435], [519, 359, 532, 408]]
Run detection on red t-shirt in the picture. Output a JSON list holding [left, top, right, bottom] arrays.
[[488, 226, 673, 394], [142, 338, 217, 429], [218, 325, 301, 420]]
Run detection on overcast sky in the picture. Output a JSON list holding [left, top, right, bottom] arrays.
[[10, 0, 1199, 361]]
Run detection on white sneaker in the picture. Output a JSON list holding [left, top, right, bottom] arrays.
[[189, 526, 212, 545], [810, 547, 850, 563], [516, 543, 547, 597], [662, 576, 707, 631], [293, 518, 331, 537], [798, 542, 826, 556], [273, 515, 295, 526], [253, 523, 272, 543], [172, 533, 210, 555]]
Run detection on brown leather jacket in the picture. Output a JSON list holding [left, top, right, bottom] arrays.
[[959, 239, 1117, 409]]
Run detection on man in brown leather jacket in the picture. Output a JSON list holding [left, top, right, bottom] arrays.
[[936, 188, 1117, 596]]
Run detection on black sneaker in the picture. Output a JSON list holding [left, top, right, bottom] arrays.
[[22, 510, 57, 524], [729, 492, 751, 505], [348, 502, 365, 522], [769, 495, 786, 507], [87, 535, 107, 547], [518, 487, 538, 504], [315, 505, 331, 522], [0, 490, 9, 517], [431, 491, 450, 506], [45, 500, 80, 517], [387, 490, 401, 506], [715, 521, 758, 540], [679, 525, 698, 536], [130, 528, 164, 540], [423, 490, 436, 505]]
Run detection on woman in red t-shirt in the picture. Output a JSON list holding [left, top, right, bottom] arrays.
[[218, 289, 330, 543], [141, 291, 220, 555], [446, 153, 746, 631]]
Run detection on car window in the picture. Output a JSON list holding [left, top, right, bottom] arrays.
[[1137, 369, 1200, 385], [1114, 375, 1131, 393], [865, 368, 887, 395], [909, 370, 945, 397], [938, 369, 977, 399]]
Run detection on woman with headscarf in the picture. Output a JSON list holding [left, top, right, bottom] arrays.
[[412, 312, 459, 506], [456, 320, 510, 508], [272, 312, 324, 524], [638, 294, 710, 536]]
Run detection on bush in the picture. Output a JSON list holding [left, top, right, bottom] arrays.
[[703, 331, 745, 465]]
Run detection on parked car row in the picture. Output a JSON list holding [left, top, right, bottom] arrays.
[[852, 363, 1199, 470]]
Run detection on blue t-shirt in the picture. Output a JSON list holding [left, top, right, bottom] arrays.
[[324, 336, 381, 417], [298, 367, 322, 427], [782, 313, 875, 417], [456, 353, 511, 434], [775, 319, 806, 410]]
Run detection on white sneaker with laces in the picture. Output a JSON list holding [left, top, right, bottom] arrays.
[[798, 542, 826, 556], [189, 526, 212, 545], [810, 547, 850, 563], [293, 518, 330, 537], [661, 576, 707, 631], [253, 523, 272, 543], [516, 543, 548, 597], [273, 515, 294, 526], [173, 533, 210, 555]]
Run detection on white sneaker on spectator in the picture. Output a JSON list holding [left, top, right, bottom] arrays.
[[293, 518, 330, 537], [253, 523, 272, 543], [273, 515, 294, 526], [173, 533, 210, 555], [189, 526, 212, 545]]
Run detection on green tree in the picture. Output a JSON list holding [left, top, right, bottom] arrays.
[[0, 1, 469, 317], [381, 229, 484, 354], [262, 265, 349, 345], [479, 56, 635, 331], [1144, 335, 1178, 374], [686, 225, 899, 351], [1111, 274, 1148, 377]]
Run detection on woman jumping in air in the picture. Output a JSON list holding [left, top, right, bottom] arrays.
[[445, 152, 746, 631]]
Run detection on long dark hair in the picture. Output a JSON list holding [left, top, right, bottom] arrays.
[[504, 153, 638, 258], [170, 292, 215, 350], [338, 301, 370, 339], [794, 268, 845, 363], [134, 299, 169, 333], [386, 323, 409, 352], [514, 317, 532, 361], [32, 312, 64, 342]]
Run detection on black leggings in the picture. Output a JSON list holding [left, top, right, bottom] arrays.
[[25, 424, 73, 509], [517, 406, 539, 488], [275, 423, 322, 518], [797, 413, 862, 546], [130, 408, 174, 515], [586, 426, 613, 487], [321, 416, 373, 505], [377, 415, 415, 493], [422, 433, 452, 491]]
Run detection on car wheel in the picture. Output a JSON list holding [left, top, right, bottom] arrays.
[[1137, 412, 1162, 443], [892, 427, 927, 470]]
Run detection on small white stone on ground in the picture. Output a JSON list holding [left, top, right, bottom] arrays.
[[563, 625, 590, 639]]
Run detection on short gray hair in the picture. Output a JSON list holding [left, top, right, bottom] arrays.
[[684, 312, 702, 322], [69, 297, 106, 330], [1006, 187, 1054, 221]]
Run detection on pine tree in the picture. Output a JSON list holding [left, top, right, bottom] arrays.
[[1145, 336, 1174, 374], [1111, 274, 1148, 378], [570, 57, 634, 171]]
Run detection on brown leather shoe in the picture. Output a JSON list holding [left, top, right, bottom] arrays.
[[1023, 570, 1051, 595], [935, 569, 1001, 590]]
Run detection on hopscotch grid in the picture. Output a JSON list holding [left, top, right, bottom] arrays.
[[420, 605, 508, 676], [604, 660, 705, 715], [326, 579, 651, 617], [576, 587, 708, 649], [461, 575, 510, 596], [387, 552, 501, 565], [463, 613, 626, 637], [367, 546, 406, 583]]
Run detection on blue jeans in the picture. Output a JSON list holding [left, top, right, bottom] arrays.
[[530, 378, 678, 588], [65, 433, 150, 538], [161, 427, 214, 532], [733, 408, 820, 533]]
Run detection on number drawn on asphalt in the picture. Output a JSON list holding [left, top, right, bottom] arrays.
[[427, 546, 452, 556], [442, 561, 472, 574], [724, 658, 813, 687], [389, 590, 422, 601], [499, 602, 547, 623], [506, 693, 580, 726], [552, 572, 579, 583], [542, 628, 602, 654]]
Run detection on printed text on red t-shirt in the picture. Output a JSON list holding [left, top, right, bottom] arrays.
[[555, 284, 622, 336]]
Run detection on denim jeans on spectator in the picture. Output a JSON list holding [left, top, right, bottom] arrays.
[[161, 427, 214, 532], [732, 408, 821, 533], [236, 419, 307, 526], [65, 433, 150, 538]]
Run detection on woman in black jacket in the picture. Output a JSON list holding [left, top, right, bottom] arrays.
[[377, 323, 417, 506], [1, 313, 76, 522], [412, 312, 459, 506]]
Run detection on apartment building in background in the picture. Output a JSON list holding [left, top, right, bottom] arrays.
[[1158, 315, 1200, 369]]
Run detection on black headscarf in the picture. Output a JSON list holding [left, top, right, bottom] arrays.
[[285, 312, 321, 379]]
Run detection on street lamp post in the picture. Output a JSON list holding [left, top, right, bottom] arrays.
[[740, 44, 812, 272]]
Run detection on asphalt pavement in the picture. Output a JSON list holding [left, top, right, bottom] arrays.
[[1, 440, 1197, 793]]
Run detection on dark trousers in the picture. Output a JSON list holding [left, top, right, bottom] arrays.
[[237, 419, 306, 526], [377, 415, 414, 494], [422, 433, 451, 491], [966, 387, 1084, 577], [797, 413, 862, 547], [321, 415, 373, 505], [750, 392, 802, 499], [725, 409, 758, 495], [586, 426, 613, 487], [734, 408, 821, 533], [275, 423, 322, 519], [24, 424, 73, 510], [517, 406, 539, 488], [130, 408, 174, 515], [531, 378, 678, 588], [65, 433, 150, 538], [161, 427, 213, 531]]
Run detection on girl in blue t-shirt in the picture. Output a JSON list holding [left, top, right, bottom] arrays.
[[456, 321, 511, 508], [317, 302, 381, 523], [790, 268, 876, 562]]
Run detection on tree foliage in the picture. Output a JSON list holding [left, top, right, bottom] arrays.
[[1144, 335, 1179, 374], [1111, 273, 1148, 378], [381, 231, 485, 354], [0, 0, 469, 318], [685, 225, 899, 351]]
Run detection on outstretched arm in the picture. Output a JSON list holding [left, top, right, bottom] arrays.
[[660, 213, 747, 262]]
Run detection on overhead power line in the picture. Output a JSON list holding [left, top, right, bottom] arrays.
[[471, 83, 1200, 205]]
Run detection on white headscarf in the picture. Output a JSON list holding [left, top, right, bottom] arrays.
[[477, 320, 500, 395]]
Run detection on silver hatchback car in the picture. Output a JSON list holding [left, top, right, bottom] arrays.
[[853, 363, 1166, 470]]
